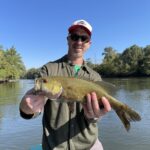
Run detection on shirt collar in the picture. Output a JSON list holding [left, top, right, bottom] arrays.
[[61, 54, 90, 73]]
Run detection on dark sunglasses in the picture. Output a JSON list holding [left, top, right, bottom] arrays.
[[69, 34, 90, 43]]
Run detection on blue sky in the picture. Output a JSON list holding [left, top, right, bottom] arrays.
[[0, 0, 150, 69]]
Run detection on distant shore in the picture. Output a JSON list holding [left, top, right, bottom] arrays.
[[0, 79, 18, 84], [0, 79, 8, 84]]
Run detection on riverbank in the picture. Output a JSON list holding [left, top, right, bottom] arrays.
[[0, 79, 18, 84], [0, 79, 8, 84]]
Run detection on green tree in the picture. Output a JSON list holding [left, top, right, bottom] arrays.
[[139, 45, 150, 75], [98, 47, 121, 76], [102, 47, 118, 64], [2, 46, 26, 79], [0, 47, 7, 79], [121, 45, 143, 75], [24, 68, 40, 79]]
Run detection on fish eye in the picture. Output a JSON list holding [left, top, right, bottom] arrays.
[[42, 78, 48, 83]]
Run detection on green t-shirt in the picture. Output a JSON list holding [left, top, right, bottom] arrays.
[[74, 65, 81, 77]]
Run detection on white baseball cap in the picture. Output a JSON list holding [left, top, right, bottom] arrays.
[[68, 19, 92, 36]]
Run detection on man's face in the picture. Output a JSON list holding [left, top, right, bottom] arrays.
[[67, 27, 91, 59]]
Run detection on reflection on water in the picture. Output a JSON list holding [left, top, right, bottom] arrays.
[[0, 78, 150, 150], [104, 77, 150, 91], [0, 80, 42, 150], [100, 78, 150, 150]]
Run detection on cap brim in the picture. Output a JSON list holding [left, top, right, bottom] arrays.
[[68, 25, 91, 36]]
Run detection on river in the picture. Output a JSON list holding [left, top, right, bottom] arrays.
[[0, 78, 149, 150]]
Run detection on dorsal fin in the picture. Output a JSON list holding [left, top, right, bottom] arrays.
[[73, 76, 117, 95], [94, 80, 117, 95]]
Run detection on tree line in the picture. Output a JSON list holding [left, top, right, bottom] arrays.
[[1, 44, 150, 81], [91, 44, 150, 77]]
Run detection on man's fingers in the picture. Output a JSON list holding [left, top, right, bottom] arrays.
[[101, 96, 111, 113], [91, 92, 101, 117], [86, 93, 93, 112], [83, 94, 111, 119], [84, 93, 94, 117]]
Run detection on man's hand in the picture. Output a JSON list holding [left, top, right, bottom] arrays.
[[19, 89, 47, 115], [19, 87, 62, 116], [20, 94, 46, 114], [82, 92, 111, 120]]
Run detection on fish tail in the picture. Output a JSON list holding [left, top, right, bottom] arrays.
[[115, 104, 141, 131]]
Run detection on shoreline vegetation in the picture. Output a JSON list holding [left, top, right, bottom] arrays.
[[0, 79, 8, 83], [0, 79, 19, 84], [0, 44, 150, 84], [0, 45, 26, 83]]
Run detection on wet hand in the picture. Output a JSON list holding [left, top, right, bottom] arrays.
[[20, 89, 47, 115], [82, 92, 111, 120]]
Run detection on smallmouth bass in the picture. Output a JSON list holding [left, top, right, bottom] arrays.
[[34, 76, 141, 131]]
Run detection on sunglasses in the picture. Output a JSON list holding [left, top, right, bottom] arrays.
[[69, 34, 90, 43]]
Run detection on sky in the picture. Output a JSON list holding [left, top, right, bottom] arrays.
[[0, 0, 150, 69]]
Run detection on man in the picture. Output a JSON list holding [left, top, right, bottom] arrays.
[[20, 19, 111, 150]]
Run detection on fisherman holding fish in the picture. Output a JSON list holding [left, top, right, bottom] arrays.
[[19, 19, 113, 150]]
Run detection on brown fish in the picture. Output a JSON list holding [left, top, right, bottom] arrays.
[[34, 76, 141, 131]]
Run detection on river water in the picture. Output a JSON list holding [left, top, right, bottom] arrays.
[[0, 78, 149, 150]]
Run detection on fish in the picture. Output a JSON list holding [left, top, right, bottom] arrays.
[[34, 76, 141, 131]]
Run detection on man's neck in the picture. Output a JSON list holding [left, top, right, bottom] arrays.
[[67, 54, 83, 65]]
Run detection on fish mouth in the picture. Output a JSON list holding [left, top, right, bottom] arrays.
[[33, 90, 48, 96]]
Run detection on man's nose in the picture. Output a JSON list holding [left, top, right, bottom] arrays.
[[76, 38, 82, 43]]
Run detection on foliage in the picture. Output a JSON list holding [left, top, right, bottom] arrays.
[[138, 45, 150, 75], [92, 45, 150, 77], [0, 46, 26, 80], [24, 68, 40, 79]]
